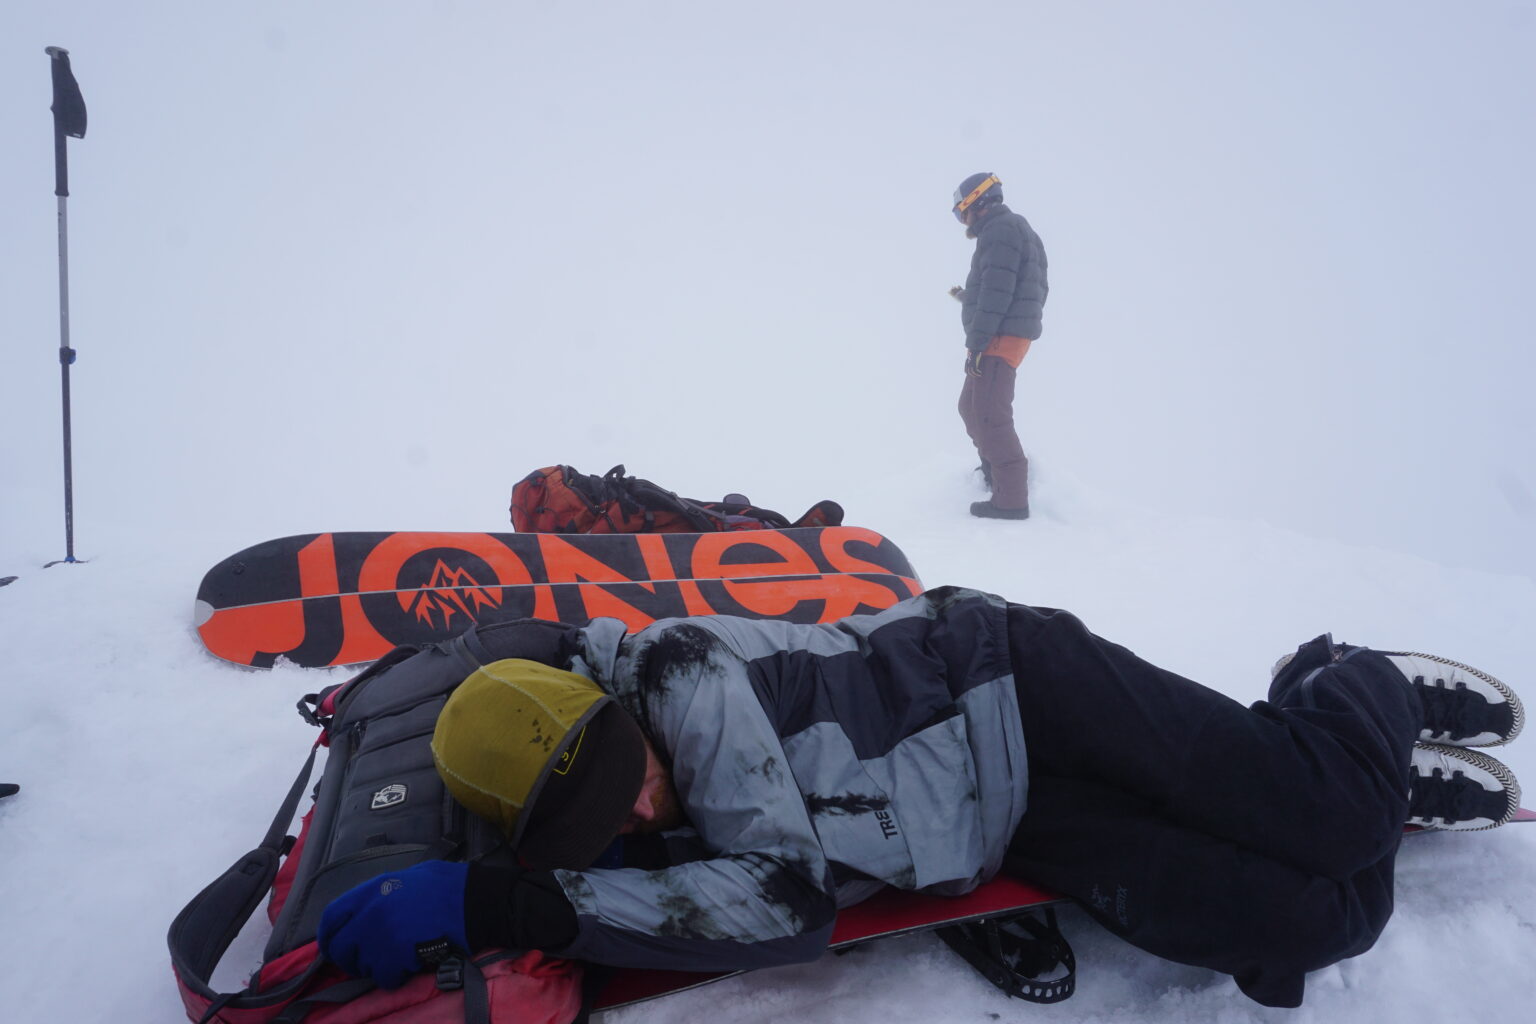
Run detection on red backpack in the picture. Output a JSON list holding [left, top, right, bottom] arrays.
[[510, 464, 843, 535]]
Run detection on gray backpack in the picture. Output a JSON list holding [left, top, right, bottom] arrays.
[[167, 620, 588, 1024]]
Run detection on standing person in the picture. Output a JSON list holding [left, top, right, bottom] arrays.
[[315, 589, 1523, 1006], [951, 172, 1048, 520]]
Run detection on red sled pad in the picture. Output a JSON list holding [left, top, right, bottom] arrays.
[[593, 812, 1536, 1011], [593, 875, 1064, 1011]]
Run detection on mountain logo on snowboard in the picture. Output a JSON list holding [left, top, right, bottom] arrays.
[[402, 558, 503, 629]]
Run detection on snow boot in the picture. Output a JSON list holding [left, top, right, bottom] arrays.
[[971, 500, 1029, 521], [1271, 642, 1522, 747], [1381, 651, 1523, 747], [1407, 743, 1521, 831]]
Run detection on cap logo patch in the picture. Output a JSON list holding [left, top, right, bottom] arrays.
[[370, 783, 408, 810], [551, 726, 587, 776]]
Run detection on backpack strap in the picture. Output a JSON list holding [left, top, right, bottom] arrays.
[[617, 474, 721, 532], [790, 499, 845, 529], [697, 500, 793, 530], [169, 745, 324, 1015], [429, 956, 490, 1024], [266, 953, 497, 1024], [934, 907, 1076, 1004], [593, 465, 650, 532], [267, 979, 378, 1023]]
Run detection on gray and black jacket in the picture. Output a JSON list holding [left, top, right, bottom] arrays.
[[543, 586, 1028, 974], [960, 203, 1048, 350]]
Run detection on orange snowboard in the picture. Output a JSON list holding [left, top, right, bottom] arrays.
[[194, 527, 924, 668]]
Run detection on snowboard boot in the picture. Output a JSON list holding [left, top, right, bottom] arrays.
[[1407, 743, 1521, 831], [1381, 651, 1523, 747], [1271, 642, 1523, 747], [971, 500, 1029, 521]]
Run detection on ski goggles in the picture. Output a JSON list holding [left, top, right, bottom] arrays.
[[952, 174, 1000, 222]]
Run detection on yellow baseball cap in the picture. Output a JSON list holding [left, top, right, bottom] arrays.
[[431, 658, 646, 869]]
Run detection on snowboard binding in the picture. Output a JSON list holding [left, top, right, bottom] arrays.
[[936, 906, 1076, 1003]]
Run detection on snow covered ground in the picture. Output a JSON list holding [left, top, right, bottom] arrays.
[[4, 2, 1535, 1022], [3, 465, 1535, 1024]]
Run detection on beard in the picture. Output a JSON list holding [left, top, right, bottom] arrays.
[[632, 775, 685, 833]]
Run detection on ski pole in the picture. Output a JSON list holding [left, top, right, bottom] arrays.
[[44, 46, 87, 567]]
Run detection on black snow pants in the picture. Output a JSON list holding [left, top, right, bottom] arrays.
[[1004, 605, 1421, 1007]]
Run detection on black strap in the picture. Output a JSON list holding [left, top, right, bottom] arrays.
[[606, 468, 721, 533], [170, 746, 323, 1005], [935, 907, 1076, 1003], [262, 745, 321, 853], [571, 962, 614, 1024], [460, 957, 491, 1024], [268, 957, 493, 1024], [426, 956, 491, 1024], [194, 992, 241, 1024], [269, 978, 377, 1023]]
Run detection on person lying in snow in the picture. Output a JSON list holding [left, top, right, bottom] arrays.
[[316, 587, 1524, 1008]]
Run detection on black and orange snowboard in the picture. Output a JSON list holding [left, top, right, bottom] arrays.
[[194, 527, 924, 668]]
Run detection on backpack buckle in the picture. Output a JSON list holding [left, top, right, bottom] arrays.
[[434, 957, 465, 992], [296, 693, 326, 728]]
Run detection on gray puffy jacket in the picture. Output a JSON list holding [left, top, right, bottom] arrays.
[[961, 204, 1048, 349], [551, 586, 1028, 973]]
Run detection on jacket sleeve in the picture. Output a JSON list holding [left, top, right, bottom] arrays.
[[548, 624, 837, 972], [966, 220, 1025, 349]]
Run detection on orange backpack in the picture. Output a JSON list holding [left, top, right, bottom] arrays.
[[509, 465, 843, 535]]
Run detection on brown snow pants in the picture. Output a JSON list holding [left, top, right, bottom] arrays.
[[958, 347, 1030, 509]]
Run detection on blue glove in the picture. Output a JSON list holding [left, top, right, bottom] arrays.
[[317, 860, 470, 989]]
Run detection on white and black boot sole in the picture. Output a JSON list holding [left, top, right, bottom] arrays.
[[1408, 743, 1521, 831], [1382, 651, 1524, 747]]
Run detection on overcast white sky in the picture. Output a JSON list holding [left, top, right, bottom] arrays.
[[3, 0, 1533, 579]]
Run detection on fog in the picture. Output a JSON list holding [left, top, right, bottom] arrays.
[[3, 5, 1536, 1021], [3, 1, 1531, 578]]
